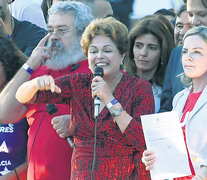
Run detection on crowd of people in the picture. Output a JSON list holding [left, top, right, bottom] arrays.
[[0, 0, 206, 179]]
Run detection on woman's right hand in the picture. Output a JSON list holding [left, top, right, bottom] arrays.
[[35, 75, 61, 93], [16, 75, 61, 104], [141, 150, 156, 170]]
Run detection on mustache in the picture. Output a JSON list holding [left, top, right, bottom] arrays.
[[47, 41, 64, 52]]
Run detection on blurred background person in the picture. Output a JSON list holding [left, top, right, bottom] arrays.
[[92, 0, 113, 18], [109, 0, 133, 28], [159, 0, 207, 112], [0, 36, 28, 180], [142, 26, 207, 180], [15, 17, 155, 179], [42, 0, 113, 22], [9, 0, 47, 29], [124, 14, 175, 112], [71, 0, 113, 18], [174, 4, 191, 46], [154, 8, 176, 25], [0, 0, 46, 57]]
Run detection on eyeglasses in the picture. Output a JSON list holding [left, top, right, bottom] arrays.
[[47, 28, 73, 37]]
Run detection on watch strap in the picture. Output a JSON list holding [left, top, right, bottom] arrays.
[[106, 98, 118, 109]]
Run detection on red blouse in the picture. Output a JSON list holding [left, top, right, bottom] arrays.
[[175, 91, 202, 180], [36, 73, 155, 179]]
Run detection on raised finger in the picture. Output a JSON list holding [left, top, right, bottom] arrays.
[[37, 33, 50, 47]]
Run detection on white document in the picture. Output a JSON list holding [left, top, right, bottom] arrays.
[[141, 111, 191, 180]]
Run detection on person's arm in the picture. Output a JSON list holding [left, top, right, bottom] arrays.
[[16, 75, 61, 104], [0, 34, 51, 124], [114, 80, 154, 148], [0, 162, 28, 180], [91, 76, 132, 132], [91, 76, 155, 149]]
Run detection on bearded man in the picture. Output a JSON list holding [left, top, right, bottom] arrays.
[[0, 2, 93, 180]]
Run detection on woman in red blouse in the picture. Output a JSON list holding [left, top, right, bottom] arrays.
[[16, 17, 155, 179], [142, 26, 207, 180]]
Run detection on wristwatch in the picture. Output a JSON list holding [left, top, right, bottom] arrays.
[[111, 107, 123, 117]]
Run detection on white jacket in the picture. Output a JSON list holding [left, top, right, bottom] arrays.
[[172, 85, 207, 173]]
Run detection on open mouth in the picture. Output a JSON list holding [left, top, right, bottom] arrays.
[[95, 62, 108, 67]]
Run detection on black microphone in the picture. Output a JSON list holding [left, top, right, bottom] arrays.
[[46, 104, 74, 148], [71, 64, 79, 71], [93, 66, 104, 118], [67, 64, 80, 74]]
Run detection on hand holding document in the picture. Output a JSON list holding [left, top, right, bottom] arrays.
[[141, 111, 191, 180]]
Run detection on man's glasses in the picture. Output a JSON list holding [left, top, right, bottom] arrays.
[[47, 28, 73, 37]]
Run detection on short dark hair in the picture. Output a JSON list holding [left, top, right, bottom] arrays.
[[154, 8, 175, 18], [176, 4, 187, 17]]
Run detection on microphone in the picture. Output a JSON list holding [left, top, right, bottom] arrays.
[[46, 104, 74, 148], [93, 66, 104, 118], [71, 64, 79, 71], [67, 64, 79, 74]]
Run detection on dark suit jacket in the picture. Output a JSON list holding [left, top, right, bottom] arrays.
[[159, 45, 184, 112]]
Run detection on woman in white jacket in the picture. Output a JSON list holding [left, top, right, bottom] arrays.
[[142, 26, 207, 180]]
